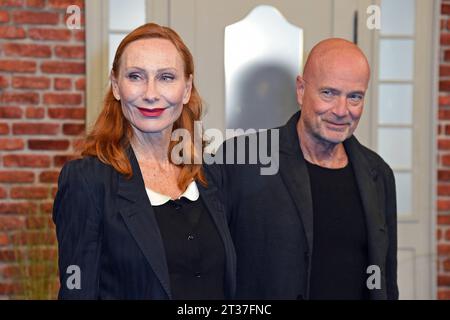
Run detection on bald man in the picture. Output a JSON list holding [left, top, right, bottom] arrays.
[[207, 38, 398, 300]]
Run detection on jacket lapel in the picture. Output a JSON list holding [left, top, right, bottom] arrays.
[[116, 147, 172, 299], [344, 137, 388, 299], [198, 180, 237, 299], [278, 112, 314, 256]]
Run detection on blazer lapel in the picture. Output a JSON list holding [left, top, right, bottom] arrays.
[[278, 112, 314, 256], [116, 147, 172, 299], [345, 137, 388, 299], [198, 181, 237, 298]]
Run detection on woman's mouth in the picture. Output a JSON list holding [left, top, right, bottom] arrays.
[[137, 107, 166, 117]]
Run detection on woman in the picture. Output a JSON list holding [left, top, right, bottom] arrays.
[[52, 23, 236, 299]]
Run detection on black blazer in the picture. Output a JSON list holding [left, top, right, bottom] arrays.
[[207, 111, 398, 300], [52, 147, 236, 299]]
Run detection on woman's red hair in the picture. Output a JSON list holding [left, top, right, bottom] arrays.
[[80, 23, 206, 189]]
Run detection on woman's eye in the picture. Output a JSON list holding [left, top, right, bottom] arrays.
[[160, 74, 175, 81], [127, 73, 142, 81]]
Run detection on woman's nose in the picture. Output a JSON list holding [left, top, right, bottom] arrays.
[[143, 80, 160, 103]]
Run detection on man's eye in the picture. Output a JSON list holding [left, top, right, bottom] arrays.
[[349, 94, 363, 102], [320, 90, 333, 97]]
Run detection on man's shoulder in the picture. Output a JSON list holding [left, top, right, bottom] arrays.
[[348, 136, 393, 175]]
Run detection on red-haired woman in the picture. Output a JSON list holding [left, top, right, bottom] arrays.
[[53, 23, 235, 299]]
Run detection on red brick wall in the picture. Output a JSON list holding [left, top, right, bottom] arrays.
[[0, 0, 85, 298], [438, 1, 450, 301]]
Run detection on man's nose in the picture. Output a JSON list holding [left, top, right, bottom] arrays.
[[143, 80, 160, 103], [332, 96, 349, 117]]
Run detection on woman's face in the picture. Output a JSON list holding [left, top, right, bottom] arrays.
[[111, 38, 192, 135]]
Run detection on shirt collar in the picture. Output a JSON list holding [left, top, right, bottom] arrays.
[[145, 180, 200, 206]]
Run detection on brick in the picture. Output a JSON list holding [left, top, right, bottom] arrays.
[[0, 138, 24, 150], [13, 11, 59, 24], [0, 216, 25, 230], [439, 291, 450, 303], [40, 202, 53, 214], [446, 229, 450, 241], [10, 186, 49, 199], [438, 200, 450, 211], [441, 65, 450, 77], [75, 78, 85, 90], [443, 3, 450, 15], [43, 93, 82, 105], [0, 92, 39, 104], [54, 78, 71, 90], [0, 0, 24, 6], [41, 61, 85, 74], [0, 75, 8, 87], [29, 28, 70, 41], [438, 228, 442, 240], [0, 171, 34, 183], [438, 184, 450, 196], [0, 26, 25, 38], [0, 233, 8, 245], [63, 123, 85, 135], [13, 123, 59, 135], [439, 215, 450, 225], [443, 154, 450, 166], [0, 123, 8, 134], [26, 216, 50, 229], [3, 154, 51, 168], [444, 259, 450, 271], [438, 275, 450, 286], [48, 0, 84, 9], [442, 34, 450, 46], [439, 139, 450, 150], [12, 76, 50, 89], [438, 244, 450, 255], [48, 107, 85, 119], [74, 30, 85, 42], [39, 171, 60, 183], [0, 202, 37, 214], [54, 154, 77, 167], [26, 0, 45, 8], [440, 95, 450, 106], [439, 109, 450, 120], [54, 45, 85, 59], [0, 11, 9, 23], [445, 124, 450, 135], [0, 60, 36, 73], [0, 187, 6, 198], [12, 230, 56, 245], [28, 139, 70, 150], [4, 43, 51, 58], [25, 107, 44, 119], [0, 106, 23, 119]]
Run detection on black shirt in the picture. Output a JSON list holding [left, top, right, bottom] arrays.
[[153, 196, 226, 299], [306, 160, 370, 300]]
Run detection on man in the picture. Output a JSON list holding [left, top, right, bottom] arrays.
[[208, 38, 398, 299]]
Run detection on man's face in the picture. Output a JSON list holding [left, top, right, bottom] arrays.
[[296, 59, 369, 145]]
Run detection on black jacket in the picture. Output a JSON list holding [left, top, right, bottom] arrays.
[[207, 111, 398, 300], [53, 147, 236, 299]]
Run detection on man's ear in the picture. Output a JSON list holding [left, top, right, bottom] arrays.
[[182, 74, 193, 104], [296, 75, 305, 106], [110, 71, 120, 101]]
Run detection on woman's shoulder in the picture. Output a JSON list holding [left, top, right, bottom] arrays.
[[59, 155, 118, 186]]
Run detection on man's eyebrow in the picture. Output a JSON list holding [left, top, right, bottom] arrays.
[[347, 90, 365, 96]]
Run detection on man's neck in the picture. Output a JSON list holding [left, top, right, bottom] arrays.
[[297, 120, 348, 169]]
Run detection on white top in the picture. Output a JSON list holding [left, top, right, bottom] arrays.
[[145, 180, 200, 206]]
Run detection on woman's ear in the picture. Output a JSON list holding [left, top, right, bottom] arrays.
[[183, 74, 193, 104], [110, 71, 121, 101]]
